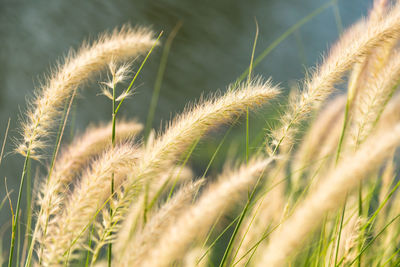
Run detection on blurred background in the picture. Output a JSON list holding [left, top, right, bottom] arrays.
[[0, 0, 372, 253]]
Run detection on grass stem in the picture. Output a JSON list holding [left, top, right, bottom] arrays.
[[8, 149, 30, 267]]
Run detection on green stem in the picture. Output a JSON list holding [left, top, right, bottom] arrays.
[[115, 31, 163, 115], [167, 138, 200, 200], [314, 216, 327, 267], [112, 93, 116, 147], [333, 196, 347, 266], [246, 109, 249, 163], [235, 0, 333, 84], [348, 214, 400, 266], [332, 0, 343, 34], [335, 98, 350, 164], [199, 178, 282, 265], [218, 169, 267, 267], [145, 24, 181, 141], [9, 149, 30, 267], [234, 223, 279, 267], [17, 209, 21, 267], [245, 21, 258, 164], [357, 182, 362, 267], [108, 78, 117, 267], [85, 224, 94, 267], [21, 157, 32, 266], [197, 216, 240, 265]]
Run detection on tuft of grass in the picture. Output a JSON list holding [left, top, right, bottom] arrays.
[[4, 1, 400, 266]]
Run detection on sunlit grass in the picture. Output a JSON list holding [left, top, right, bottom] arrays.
[[3, 1, 400, 266]]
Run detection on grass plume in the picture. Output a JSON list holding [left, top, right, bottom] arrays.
[[17, 26, 156, 157]]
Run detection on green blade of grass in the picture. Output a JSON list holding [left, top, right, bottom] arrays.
[[16, 209, 21, 267], [8, 149, 30, 267], [382, 246, 400, 267], [347, 213, 400, 266], [245, 19, 259, 164], [361, 175, 400, 233], [333, 196, 347, 266], [313, 216, 327, 267], [0, 118, 10, 167], [201, 123, 235, 180], [167, 137, 200, 200], [199, 173, 286, 265], [218, 168, 268, 267], [85, 224, 94, 267], [20, 157, 32, 266], [235, 0, 334, 85], [332, 0, 343, 34], [197, 216, 240, 265], [233, 223, 280, 267], [145, 23, 182, 141]]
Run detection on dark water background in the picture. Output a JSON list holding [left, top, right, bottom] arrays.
[[0, 0, 371, 262]]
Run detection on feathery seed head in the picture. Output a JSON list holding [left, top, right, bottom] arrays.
[[101, 60, 133, 100], [32, 120, 142, 262], [267, 2, 400, 154], [259, 122, 400, 266], [115, 179, 204, 266], [40, 144, 139, 265], [138, 78, 279, 182], [17, 25, 156, 157], [138, 157, 272, 267]]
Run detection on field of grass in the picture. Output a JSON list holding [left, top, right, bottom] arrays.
[[2, 0, 400, 266]]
